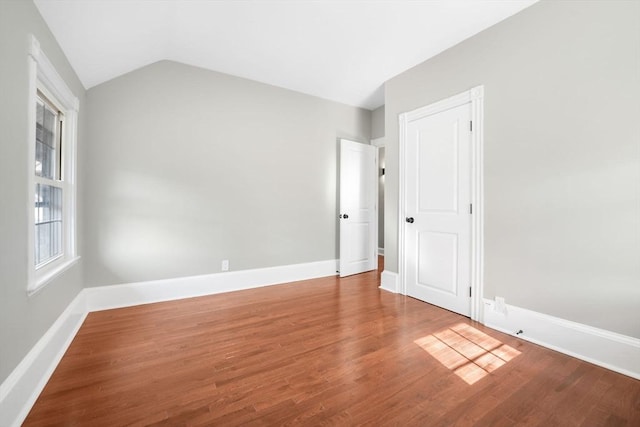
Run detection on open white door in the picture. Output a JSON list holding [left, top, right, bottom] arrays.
[[339, 139, 377, 277]]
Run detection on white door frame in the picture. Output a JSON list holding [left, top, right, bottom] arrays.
[[371, 137, 385, 148], [398, 86, 485, 322], [371, 137, 385, 257]]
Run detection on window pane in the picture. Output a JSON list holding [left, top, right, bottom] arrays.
[[35, 98, 58, 180], [35, 184, 63, 266]]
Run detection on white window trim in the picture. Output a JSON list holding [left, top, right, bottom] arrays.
[[27, 35, 80, 295]]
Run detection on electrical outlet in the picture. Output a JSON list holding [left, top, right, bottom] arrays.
[[495, 296, 506, 314], [221, 259, 229, 271]]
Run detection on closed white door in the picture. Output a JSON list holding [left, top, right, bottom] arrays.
[[405, 103, 472, 316], [339, 139, 377, 277]]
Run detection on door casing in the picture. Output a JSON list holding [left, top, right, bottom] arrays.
[[398, 86, 485, 322]]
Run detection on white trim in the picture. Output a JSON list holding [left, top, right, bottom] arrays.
[[483, 299, 640, 380], [28, 35, 80, 112], [0, 259, 338, 426], [469, 87, 485, 322], [378, 247, 384, 256], [85, 259, 339, 312], [398, 86, 484, 321], [371, 137, 385, 147], [27, 256, 81, 296], [0, 292, 87, 427], [26, 34, 80, 293], [26, 49, 38, 290], [380, 270, 398, 293], [397, 111, 407, 294]]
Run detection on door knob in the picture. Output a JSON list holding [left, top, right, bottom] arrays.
[[343, 214, 349, 219], [406, 217, 414, 223]]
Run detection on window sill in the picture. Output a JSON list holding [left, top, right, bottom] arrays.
[[28, 256, 81, 297]]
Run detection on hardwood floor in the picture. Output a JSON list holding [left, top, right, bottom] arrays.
[[25, 259, 640, 426]]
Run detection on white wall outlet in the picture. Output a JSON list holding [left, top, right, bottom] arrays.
[[221, 259, 229, 271], [495, 296, 506, 314]]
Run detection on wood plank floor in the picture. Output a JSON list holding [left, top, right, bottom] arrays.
[[25, 259, 640, 426]]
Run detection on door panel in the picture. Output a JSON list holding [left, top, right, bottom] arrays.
[[344, 222, 370, 264], [405, 103, 471, 316], [339, 139, 377, 277], [418, 125, 459, 213], [417, 231, 458, 294]]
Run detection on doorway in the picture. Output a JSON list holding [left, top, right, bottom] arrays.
[[398, 86, 484, 321], [370, 139, 386, 258]]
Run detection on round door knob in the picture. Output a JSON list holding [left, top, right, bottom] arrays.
[[343, 214, 349, 219], [406, 217, 414, 223]]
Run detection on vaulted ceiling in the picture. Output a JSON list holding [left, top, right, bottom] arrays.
[[34, 0, 537, 110]]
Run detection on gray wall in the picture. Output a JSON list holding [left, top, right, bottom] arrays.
[[84, 60, 371, 286], [0, 0, 86, 383], [371, 105, 386, 250], [385, 0, 640, 337], [371, 105, 385, 140]]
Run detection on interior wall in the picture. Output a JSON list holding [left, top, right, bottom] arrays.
[[371, 105, 386, 251], [0, 0, 86, 383], [371, 105, 385, 139], [84, 60, 371, 286], [385, 0, 640, 337]]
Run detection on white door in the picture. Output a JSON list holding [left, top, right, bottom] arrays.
[[404, 103, 472, 316], [339, 139, 378, 277]]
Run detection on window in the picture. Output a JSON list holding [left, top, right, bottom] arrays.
[[27, 35, 79, 294], [35, 92, 64, 266]]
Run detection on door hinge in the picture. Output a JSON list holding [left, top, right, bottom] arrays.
[[469, 287, 472, 297], [469, 204, 473, 214], [470, 121, 473, 131]]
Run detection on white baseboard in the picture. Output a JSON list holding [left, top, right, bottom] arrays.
[[483, 299, 640, 380], [378, 247, 384, 256], [0, 259, 337, 427], [0, 292, 87, 427], [85, 259, 338, 312], [379, 270, 398, 293]]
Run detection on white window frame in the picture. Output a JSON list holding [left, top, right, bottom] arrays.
[[27, 35, 80, 295]]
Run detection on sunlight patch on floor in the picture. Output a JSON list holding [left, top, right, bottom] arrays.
[[414, 323, 521, 385]]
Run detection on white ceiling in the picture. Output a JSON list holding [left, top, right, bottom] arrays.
[[34, 0, 537, 110]]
